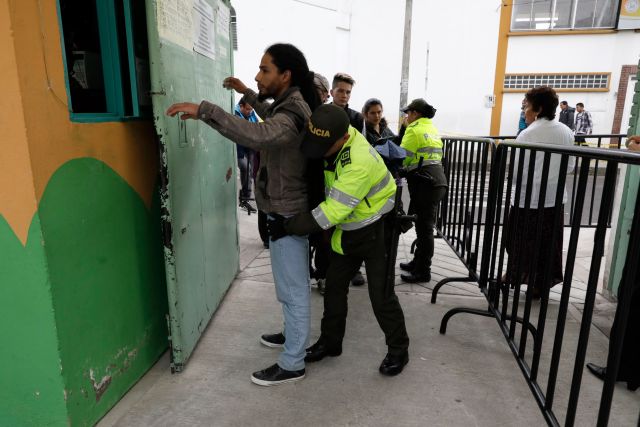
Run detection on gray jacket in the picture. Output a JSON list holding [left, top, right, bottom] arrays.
[[197, 87, 311, 215], [559, 107, 575, 131]]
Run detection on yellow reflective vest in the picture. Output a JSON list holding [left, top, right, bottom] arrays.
[[312, 127, 396, 254], [401, 117, 443, 169]]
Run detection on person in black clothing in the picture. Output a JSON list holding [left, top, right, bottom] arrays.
[[558, 100, 575, 131], [585, 135, 640, 392], [363, 98, 396, 144], [330, 73, 365, 134]]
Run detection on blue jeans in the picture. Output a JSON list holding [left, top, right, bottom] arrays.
[[269, 233, 310, 371]]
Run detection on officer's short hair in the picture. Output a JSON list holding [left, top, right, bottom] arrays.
[[332, 73, 355, 88], [576, 102, 584, 108]]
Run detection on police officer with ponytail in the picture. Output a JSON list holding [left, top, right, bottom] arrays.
[[269, 104, 411, 376], [398, 99, 448, 283]]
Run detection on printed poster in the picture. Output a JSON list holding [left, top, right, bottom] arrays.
[[156, 0, 194, 51]]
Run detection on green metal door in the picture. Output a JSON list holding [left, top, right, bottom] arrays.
[[145, 0, 239, 372]]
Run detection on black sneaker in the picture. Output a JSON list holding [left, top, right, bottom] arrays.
[[260, 332, 285, 348], [251, 363, 305, 386], [239, 200, 257, 213]]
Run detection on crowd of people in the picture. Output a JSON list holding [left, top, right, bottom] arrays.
[[164, 42, 637, 393], [166, 42, 446, 387]]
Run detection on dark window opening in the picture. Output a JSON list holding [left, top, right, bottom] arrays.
[[58, 0, 151, 121]]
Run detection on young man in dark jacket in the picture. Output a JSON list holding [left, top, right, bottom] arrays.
[[330, 72, 365, 134], [167, 43, 320, 386], [559, 101, 575, 131]]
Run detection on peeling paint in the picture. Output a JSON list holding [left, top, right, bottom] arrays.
[[88, 369, 112, 403], [225, 167, 232, 182]]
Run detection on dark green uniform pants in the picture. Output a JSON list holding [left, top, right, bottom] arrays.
[[320, 219, 410, 355]]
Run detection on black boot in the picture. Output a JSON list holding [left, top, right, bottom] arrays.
[[399, 260, 414, 272], [586, 363, 640, 391], [401, 270, 431, 283], [379, 351, 409, 376], [305, 339, 342, 362]]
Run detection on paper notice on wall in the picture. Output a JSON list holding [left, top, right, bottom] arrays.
[[193, 0, 216, 60], [216, 5, 230, 40], [156, 0, 194, 51]]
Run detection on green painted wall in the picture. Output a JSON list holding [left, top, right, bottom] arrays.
[[608, 65, 640, 296], [0, 158, 168, 426], [40, 158, 168, 426], [0, 214, 68, 427]]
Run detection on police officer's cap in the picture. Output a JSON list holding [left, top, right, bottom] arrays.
[[402, 98, 436, 118], [301, 104, 349, 159]]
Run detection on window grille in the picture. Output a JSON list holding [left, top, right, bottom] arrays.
[[503, 73, 611, 92]]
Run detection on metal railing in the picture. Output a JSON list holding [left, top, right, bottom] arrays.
[[435, 140, 640, 426], [464, 134, 627, 228], [431, 136, 494, 302]]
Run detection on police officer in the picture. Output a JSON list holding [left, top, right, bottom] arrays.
[[399, 99, 448, 283], [269, 104, 410, 376]]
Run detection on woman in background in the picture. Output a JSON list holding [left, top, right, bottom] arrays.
[[504, 86, 574, 299]]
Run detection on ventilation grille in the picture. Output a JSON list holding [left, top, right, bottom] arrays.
[[504, 73, 610, 92]]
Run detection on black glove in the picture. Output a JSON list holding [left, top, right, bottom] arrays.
[[266, 213, 288, 241], [284, 212, 323, 236]]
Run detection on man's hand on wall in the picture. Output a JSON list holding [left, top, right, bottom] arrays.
[[166, 102, 200, 120], [223, 77, 248, 94], [628, 135, 640, 152]]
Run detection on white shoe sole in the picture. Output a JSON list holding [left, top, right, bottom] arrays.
[[260, 337, 284, 348], [250, 373, 305, 386]]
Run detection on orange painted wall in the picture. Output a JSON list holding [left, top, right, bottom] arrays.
[[3, 0, 158, 245], [0, 1, 39, 244]]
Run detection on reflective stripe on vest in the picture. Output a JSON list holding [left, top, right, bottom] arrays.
[[365, 172, 392, 200], [417, 146, 443, 155], [312, 205, 333, 230], [338, 196, 395, 231], [327, 187, 361, 208]]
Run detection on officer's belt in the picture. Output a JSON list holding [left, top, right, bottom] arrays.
[[405, 160, 442, 171]]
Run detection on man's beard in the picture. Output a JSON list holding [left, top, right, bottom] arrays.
[[257, 91, 273, 102]]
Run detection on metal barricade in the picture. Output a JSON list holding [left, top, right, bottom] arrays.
[[489, 134, 627, 228], [438, 141, 640, 426], [431, 136, 495, 303]]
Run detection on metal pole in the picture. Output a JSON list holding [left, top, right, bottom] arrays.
[[399, 0, 412, 130], [424, 42, 430, 96]]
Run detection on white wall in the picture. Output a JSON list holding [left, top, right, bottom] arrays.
[[232, 1, 638, 138], [230, 0, 500, 135], [407, 1, 500, 136], [500, 31, 640, 136]]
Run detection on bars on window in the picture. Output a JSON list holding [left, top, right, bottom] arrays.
[[503, 73, 610, 92]]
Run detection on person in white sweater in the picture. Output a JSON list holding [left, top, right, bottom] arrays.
[[504, 86, 575, 299]]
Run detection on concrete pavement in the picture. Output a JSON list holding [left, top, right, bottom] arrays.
[[97, 208, 639, 427]]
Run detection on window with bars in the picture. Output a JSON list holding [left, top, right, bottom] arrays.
[[511, 0, 620, 31], [503, 73, 611, 91]]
